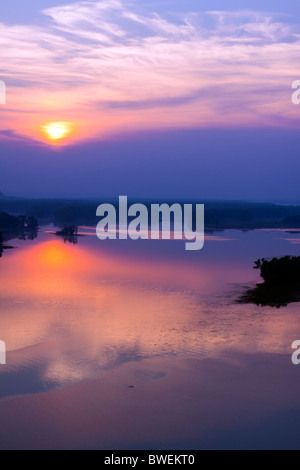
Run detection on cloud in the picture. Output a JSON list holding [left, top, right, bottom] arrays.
[[0, 1, 300, 143]]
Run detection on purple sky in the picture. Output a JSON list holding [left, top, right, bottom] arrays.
[[1, 128, 299, 200], [0, 1, 300, 199]]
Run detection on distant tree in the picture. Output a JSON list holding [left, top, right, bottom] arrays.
[[254, 256, 300, 286], [239, 256, 300, 308]]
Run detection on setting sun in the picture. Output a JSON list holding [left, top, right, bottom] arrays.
[[41, 121, 74, 142]]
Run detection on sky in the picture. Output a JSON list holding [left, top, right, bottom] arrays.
[[0, 0, 300, 199]]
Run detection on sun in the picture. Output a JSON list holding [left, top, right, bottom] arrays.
[[41, 121, 74, 142]]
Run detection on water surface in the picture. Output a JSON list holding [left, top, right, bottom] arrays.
[[0, 227, 300, 449]]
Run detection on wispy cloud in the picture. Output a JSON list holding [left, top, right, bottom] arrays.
[[0, 1, 299, 143]]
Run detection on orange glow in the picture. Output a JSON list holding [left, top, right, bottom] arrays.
[[40, 243, 72, 267], [15, 240, 91, 272], [41, 121, 75, 143]]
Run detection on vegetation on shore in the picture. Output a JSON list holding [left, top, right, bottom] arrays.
[[0, 232, 15, 257], [239, 256, 300, 308], [0, 212, 38, 257], [1, 197, 300, 229]]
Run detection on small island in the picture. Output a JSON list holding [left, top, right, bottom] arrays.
[[55, 226, 79, 244], [0, 232, 14, 258], [239, 256, 300, 308], [0, 213, 38, 258]]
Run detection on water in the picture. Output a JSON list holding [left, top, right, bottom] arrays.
[[0, 227, 300, 449]]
